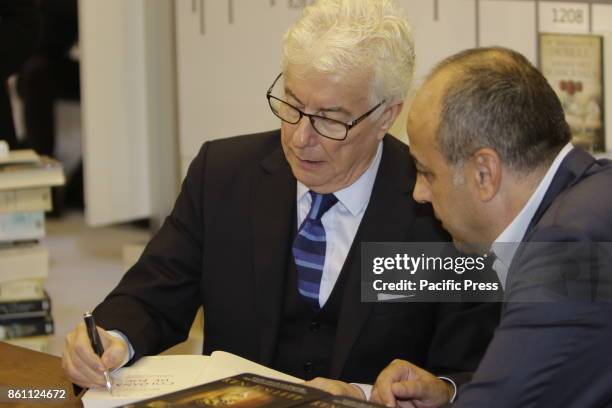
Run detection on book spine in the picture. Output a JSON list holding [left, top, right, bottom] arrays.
[[0, 279, 46, 302], [0, 296, 51, 319], [0, 246, 48, 282], [0, 315, 54, 340], [0, 211, 45, 242], [0, 188, 52, 214]]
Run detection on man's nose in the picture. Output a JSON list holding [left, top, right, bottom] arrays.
[[292, 116, 318, 148], [413, 176, 432, 204]]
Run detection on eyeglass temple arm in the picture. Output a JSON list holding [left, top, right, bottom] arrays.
[[267, 72, 284, 94]]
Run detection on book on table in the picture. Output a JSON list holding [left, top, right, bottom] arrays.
[[82, 351, 381, 408], [121, 373, 382, 408]]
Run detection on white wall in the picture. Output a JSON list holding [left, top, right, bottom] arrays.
[[79, 0, 612, 225], [79, 0, 152, 226], [79, 0, 178, 227], [176, 0, 612, 162]]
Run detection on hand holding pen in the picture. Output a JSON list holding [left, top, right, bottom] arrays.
[[62, 312, 129, 389], [83, 312, 114, 394]]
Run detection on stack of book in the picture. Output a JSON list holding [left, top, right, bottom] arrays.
[[0, 146, 64, 352]]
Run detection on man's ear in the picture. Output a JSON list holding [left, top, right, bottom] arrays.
[[377, 101, 404, 140], [469, 148, 501, 202]]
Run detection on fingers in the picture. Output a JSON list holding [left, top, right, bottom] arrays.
[[62, 345, 104, 389], [305, 378, 365, 400], [390, 380, 425, 400], [372, 359, 451, 408], [390, 378, 451, 407], [62, 322, 128, 388], [98, 328, 128, 370], [372, 359, 414, 407], [62, 324, 105, 388], [370, 387, 391, 407]]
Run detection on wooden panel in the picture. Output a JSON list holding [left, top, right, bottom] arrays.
[[0, 342, 82, 407]]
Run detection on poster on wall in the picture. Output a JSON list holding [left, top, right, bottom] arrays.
[[539, 33, 605, 152]]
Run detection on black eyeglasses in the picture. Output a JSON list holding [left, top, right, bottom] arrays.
[[266, 73, 385, 141]]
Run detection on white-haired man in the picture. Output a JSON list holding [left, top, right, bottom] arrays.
[[62, 0, 499, 392]]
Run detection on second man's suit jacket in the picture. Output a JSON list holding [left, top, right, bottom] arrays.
[[456, 148, 612, 407], [95, 130, 500, 383]]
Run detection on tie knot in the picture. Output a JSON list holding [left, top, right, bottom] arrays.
[[308, 191, 338, 220]]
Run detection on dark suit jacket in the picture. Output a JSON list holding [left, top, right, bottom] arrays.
[[456, 148, 612, 407], [95, 131, 500, 383]]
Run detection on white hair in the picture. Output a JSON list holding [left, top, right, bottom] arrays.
[[282, 0, 415, 105]]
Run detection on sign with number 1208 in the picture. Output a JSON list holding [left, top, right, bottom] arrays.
[[552, 7, 584, 24]]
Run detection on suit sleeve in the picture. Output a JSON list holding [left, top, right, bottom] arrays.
[[94, 143, 209, 361], [0, 0, 41, 79], [424, 301, 501, 389], [408, 205, 502, 389], [452, 228, 612, 407]]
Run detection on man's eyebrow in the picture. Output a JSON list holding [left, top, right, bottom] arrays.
[[284, 87, 352, 117], [285, 88, 304, 106]]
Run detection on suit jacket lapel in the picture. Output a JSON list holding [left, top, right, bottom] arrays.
[[505, 148, 596, 301], [252, 144, 296, 365], [525, 148, 595, 238], [330, 137, 416, 378]]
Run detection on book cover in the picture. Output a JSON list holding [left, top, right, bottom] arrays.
[[121, 374, 328, 408], [0, 187, 52, 213], [0, 211, 45, 242], [539, 33, 605, 152], [0, 149, 40, 166], [0, 278, 46, 302], [0, 156, 65, 191], [0, 314, 54, 340], [0, 292, 51, 320], [0, 245, 48, 282], [306, 396, 385, 408]]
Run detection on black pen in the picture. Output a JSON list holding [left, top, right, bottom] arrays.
[[83, 312, 113, 394]]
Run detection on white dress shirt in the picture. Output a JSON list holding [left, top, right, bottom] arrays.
[[491, 143, 573, 289]]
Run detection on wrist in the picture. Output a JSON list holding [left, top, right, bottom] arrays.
[[444, 381, 454, 402], [349, 383, 367, 400], [437, 376, 457, 404]]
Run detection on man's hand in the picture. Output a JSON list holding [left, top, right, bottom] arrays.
[[371, 360, 453, 408], [62, 322, 128, 388], [305, 378, 366, 400]]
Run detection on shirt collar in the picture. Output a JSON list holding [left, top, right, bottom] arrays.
[[491, 143, 574, 284], [297, 141, 383, 216]]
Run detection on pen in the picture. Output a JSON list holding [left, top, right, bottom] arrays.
[[83, 312, 113, 394]]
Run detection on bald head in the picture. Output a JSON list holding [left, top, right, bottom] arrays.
[[412, 46, 570, 174]]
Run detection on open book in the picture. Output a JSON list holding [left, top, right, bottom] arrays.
[[120, 373, 382, 408], [82, 351, 303, 408]]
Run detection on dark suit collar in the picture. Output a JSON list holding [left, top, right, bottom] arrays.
[[526, 147, 595, 236], [259, 141, 290, 175], [330, 135, 416, 377], [252, 142, 296, 365], [503, 147, 595, 306]]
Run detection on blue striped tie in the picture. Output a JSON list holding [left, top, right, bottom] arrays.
[[293, 191, 338, 311]]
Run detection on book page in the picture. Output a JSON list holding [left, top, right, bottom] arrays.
[[82, 352, 303, 408], [82, 355, 209, 408], [195, 351, 303, 384]]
